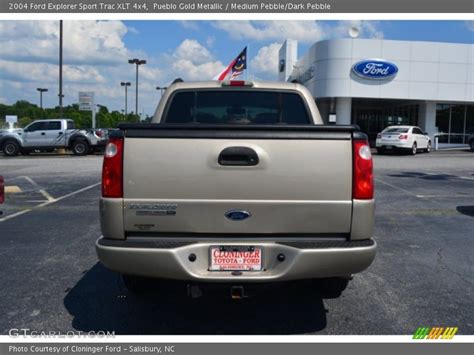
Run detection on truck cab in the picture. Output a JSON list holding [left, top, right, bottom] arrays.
[[22, 119, 75, 148]]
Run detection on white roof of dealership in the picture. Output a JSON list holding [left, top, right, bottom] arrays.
[[278, 38, 474, 103]]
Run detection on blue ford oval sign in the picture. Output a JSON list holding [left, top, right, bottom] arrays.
[[352, 59, 398, 80], [225, 210, 251, 221]]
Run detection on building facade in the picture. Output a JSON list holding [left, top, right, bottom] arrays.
[[278, 38, 474, 145]]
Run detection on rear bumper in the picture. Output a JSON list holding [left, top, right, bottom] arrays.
[[96, 237, 376, 282], [375, 140, 410, 149]]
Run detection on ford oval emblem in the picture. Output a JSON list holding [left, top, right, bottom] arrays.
[[352, 59, 398, 80], [225, 210, 251, 221]]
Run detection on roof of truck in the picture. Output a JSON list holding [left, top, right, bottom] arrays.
[[167, 80, 307, 91]]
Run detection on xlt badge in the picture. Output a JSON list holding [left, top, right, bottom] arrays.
[[130, 203, 177, 216]]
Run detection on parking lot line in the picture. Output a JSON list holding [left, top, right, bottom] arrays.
[[374, 178, 418, 197], [0, 182, 101, 223], [39, 189, 55, 202], [416, 194, 474, 198], [11, 176, 55, 201]]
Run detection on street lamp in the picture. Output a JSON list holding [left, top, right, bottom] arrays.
[[36, 88, 48, 109], [95, 104, 106, 128], [128, 58, 146, 117], [156, 86, 167, 97], [59, 20, 63, 118], [120, 81, 131, 115]]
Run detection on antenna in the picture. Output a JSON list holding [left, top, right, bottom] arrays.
[[349, 27, 360, 38]]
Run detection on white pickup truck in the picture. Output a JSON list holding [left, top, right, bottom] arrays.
[[96, 80, 376, 297], [0, 119, 106, 156]]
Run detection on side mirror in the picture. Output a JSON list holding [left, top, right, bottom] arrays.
[[424, 132, 429, 136]]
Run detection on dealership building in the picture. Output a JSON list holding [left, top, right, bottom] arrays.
[[278, 38, 474, 146]]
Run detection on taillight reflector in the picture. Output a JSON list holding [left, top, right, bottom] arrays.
[[102, 137, 124, 198], [399, 134, 408, 140], [353, 140, 374, 200]]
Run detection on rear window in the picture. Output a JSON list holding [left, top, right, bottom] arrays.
[[163, 90, 310, 125], [383, 127, 409, 133]]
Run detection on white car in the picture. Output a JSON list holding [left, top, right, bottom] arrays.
[[375, 126, 431, 155]]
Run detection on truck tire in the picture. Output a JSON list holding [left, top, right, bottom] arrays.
[[470, 140, 474, 152], [71, 139, 89, 156], [3, 140, 20, 157]]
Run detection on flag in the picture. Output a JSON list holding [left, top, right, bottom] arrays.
[[216, 47, 247, 81]]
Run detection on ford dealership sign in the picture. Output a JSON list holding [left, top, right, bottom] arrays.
[[352, 59, 398, 80]]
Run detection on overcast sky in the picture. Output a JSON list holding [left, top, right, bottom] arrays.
[[0, 20, 473, 117]]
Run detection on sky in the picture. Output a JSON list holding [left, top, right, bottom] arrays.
[[0, 20, 473, 117]]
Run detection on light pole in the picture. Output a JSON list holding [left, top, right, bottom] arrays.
[[156, 86, 167, 97], [120, 81, 131, 115], [59, 20, 64, 118], [95, 104, 106, 128], [37, 88, 48, 109], [128, 58, 146, 118]]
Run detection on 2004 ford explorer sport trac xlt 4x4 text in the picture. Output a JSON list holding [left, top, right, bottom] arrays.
[[96, 80, 376, 296]]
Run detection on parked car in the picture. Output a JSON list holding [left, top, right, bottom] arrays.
[[96, 80, 376, 297], [376, 126, 431, 155], [0, 119, 107, 156], [468, 134, 474, 152]]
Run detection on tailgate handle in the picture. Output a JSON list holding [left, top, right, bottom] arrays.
[[218, 147, 259, 166]]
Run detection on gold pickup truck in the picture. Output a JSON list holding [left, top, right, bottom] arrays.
[[96, 80, 376, 297]]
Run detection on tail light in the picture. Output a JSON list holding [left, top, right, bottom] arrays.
[[353, 140, 374, 200], [102, 137, 124, 198], [399, 134, 408, 140], [376, 133, 382, 139], [95, 130, 104, 138], [0, 176, 4, 204]]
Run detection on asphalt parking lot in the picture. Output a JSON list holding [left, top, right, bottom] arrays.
[[0, 150, 473, 335]]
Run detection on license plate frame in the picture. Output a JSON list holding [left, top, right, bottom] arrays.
[[209, 245, 263, 272]]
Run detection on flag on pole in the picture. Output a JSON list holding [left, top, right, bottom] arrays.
[[216, 47, 247, 81]]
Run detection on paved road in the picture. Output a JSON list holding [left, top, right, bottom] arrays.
[[0, 150, 472, 335]]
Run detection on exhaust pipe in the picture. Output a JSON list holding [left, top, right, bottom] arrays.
[[230, 286, 246, 300]]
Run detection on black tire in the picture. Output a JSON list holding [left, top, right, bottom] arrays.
[[3, 140, 20, 157], [376, 147, 385, 155], [426, 141, 431, 153], [71, 139, 89, 156], [411, 142, 417, 155], [122, 274, 155, 294], [314, 277, 350, 298], [470, 140, 474, 152]]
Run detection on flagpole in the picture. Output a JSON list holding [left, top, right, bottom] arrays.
[[246, 44, 249, 81]]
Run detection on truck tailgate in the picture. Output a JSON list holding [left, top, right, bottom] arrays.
[[122, 127, 354, 235]]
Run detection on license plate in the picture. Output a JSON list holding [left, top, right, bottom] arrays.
[[385, 146, 393, 150], [209, 246, 262, 271]]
